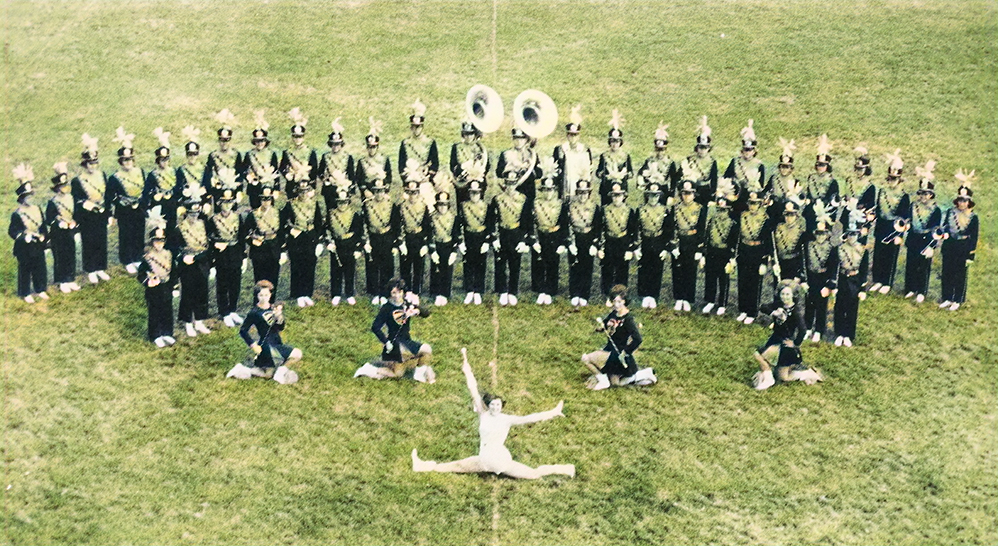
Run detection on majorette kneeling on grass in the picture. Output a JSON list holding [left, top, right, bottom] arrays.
[[412, 348, 575, 479], [752, 278, 823, 390], [228, 279, 301, 384], [354, 277, 435, 383], [581, 284, 657, 390]]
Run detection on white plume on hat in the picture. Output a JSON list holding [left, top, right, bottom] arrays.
[[654, 122, 670, 141], [289, 161, 312, 182], [462, 159, 486, 181], [152, 127, 171, 149], [368, 116, 382, 137], [715, 177, 736, 199], [253, 110, 270, 131], [53, 161, 68, 175], [215, 108, 236, 128], [81, 133, 99, 153], [181, 125, 201, 144], [113, 126, 135, 149], [697, 116, 711, 138], [740, 119, 756, 141], [608, 109, 624, 130], [538, 156, 560, 179], [216, 167, 239, 190], [813, 202, 834, 227], [411, 98, 427, 118], [570, 104, 583, 126], [330, 117, 344, 133], [258, 164, 279, 185], [915, 160, 936, 181], [330, 170, 350, 187], [885, 148, 903, 170], [182, 183, 207, 202], [146, 205, 167, 231], [954, 168, 975, 186], [853, 144, 868, 156], [785, 177, 803, 199], [779, 137, 796, 157], [13, 163, 34, 182], [403, 159, 425, 183], [288, 107, 308, 126], [816, 134, 832, 156]]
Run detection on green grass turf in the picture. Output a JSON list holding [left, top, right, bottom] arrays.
[[2, 1, 996, 544]]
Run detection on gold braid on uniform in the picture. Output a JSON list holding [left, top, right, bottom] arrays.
[[145, 247, 172, 281], [807, 238, 834, 272], [683, 155, 709, 182], [461, 200, 487, 233], [365, 199, 392, 234], [807, 172, 833, 198], [253, 207, 280, 237], [570, 199, 596, 232], [16, 205, 43, 237], [675, 201, 701, 234], [213, 212, 240, 243], [290, 194, 319, 232], [117, 168, 144, 205], [839, 241, 863, 275], [497, 192, 525, 229], [534, 199, 561, 232], [328, 207, 355, 239], [735, 158, 763, 190], [605, 204, 629, 238], [180, 219, 208, 253], [152, 168, 175, 194], [52, 193, 75, 223], [911, 201, 935, 232], [740, 207, 766, 242], [707, 208, 733, 247], [323, 151, 348, 180], [404, 137, 431, 166], [949, 209, 973, 233], [79, 171, 106, 203], [639, 203, 666, 237], [211, 149, 237, 173], [401, 201, 426, 235], [432, 210, 456, 242], [775, 216, 805, 259], [877, 182, 905, 219]]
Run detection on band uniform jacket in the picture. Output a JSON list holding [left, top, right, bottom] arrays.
[[399, 135, 440, 181]]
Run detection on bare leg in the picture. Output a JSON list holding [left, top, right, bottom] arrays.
[[500, 460, 574, 479], [582, 351, 608, 375], [413, 449, 484, 473]]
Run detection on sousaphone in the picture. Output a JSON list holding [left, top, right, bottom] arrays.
[[513, 89, 558, 139], [465, 85, 504, 134]]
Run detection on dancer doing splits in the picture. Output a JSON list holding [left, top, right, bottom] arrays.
[[412, 348, 575, 479]]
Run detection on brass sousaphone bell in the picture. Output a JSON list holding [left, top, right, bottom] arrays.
[[465, 85, 505, 134], [513, 89, 558, 139]]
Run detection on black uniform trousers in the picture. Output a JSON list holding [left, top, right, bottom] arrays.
[[287, 231, 318, 299], [670, 236, 699, 302], [250, 239, 281, 292], [569, 231, 598, 299], [871, 239, 901, 287], [399, 235, 427, 294], [330, 246, 358, 298], [146, 283, 174, 340], [15, 242, 47, 297], [600, 236, 629, 296], [429, 241, 457, 297], [637, 239, 666, 299], [703, 247, 733, 306], [116, 206, 145, 265], [834, 272, 861, 339], [366, 232, 395, 298], [778, 255, 804, 283], [737, 244, 766, 317], [804, 272, 833, 335], [214, 245, 243, 316], [50, 228, 77, 283], [903, 237, 932, 296], [534, 231, 562, 296], [940, 240, 972, 304], [79, 210, 108, 273], [177, 259, 210, 323], [462, 231, 488, 294], [494, 228, 524, 295]]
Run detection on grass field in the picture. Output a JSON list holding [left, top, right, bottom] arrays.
[[2, 1, 996, 544]]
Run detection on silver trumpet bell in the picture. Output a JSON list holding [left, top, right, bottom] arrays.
[[465, 85, 505, 134], [513, 89, 558, 139]]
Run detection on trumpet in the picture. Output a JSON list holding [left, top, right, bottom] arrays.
[[881, 217, 910, 244]]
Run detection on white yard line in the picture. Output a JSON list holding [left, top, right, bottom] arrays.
[[489, 301, 500, 545], [491, 0, 498, 85]]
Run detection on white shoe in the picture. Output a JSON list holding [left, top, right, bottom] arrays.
[[353, 362, 381, 379], [905, 291, 915, 299], [949, 302, 960, 311], [702, 302, 715, 314], [682, 300, 691, 312], [23, 294, 35, 304], [648, 299, 656, 309], [473, 293, 482, 305], [580, 299, 588, 307], [223, 315, 235, 328], [96, 270, 110, 281], [305, 296, 315, 307], [413, 365, 437, 384], [812, 331, 821, 343], [273, 365, 299, 385], [347, 297, 356, 305], [939, 300, 951, 309], [587, 373, 611, 391], [434, 295, 447, 306], [88, 272, 100, 284], [843, 337, 853, 347], [59, 283, 72, 293], [753, 369, 775, 390], [499, 293, 509, 306], [869, 283, 882, 293], [744, 316, 755, 325], [915, 294, 924, 304], [536, 294, 546, 305], [464, 292, 475, 304], [185, 323, 197, 337], [297, 297, 307, 308], [372, 296, 381, 306], [164, 336, 177, 346], [674, 300, 683, 311], [834, 336, 843, 346], [125, 263, 138, 275], [69, 282, 81, 291], [878, 285, 890, 295], [194, 320, 211, 334], [606, 299, 613, 307], [736, 312, 747, 322], [332, 296, 341, 306], [716, 306, 726, 316], [231, 314, 244, 325], [154, 336, 167, 348], [37, 291, 49, 300], [509, 294, 518, 306], [571, 297, 580, 306]]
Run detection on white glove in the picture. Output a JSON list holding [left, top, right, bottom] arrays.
[[431, 251, 440, 264], [624, 251, 633, 261], [966, 259, 974, 267], [515, 242, 529, 254], [172, 289, 180, 298], [280, 252, 289, 265], [492, 239, 501, 251], [671, 248, 680, 258], [633, 248, 642, 260], [399, 241, 408, 256], [315, 244, 324, 257], [532, 242, 541, 253], [858, 291, 867, 301], [725, 259, 736, 274], [758, 263, 767, 276], [698, 256, 706, 269], [666, 196, 675, 207], [893, 236, 902, 246], [183, 254, 195, 265], [108, 217, 115, 227], [448, 252, 457, 265], [419, 245, 428, 257], [659, 250, 669, 260], [384, 341, 394, 353], [694, 252, 703, 262], [74, 232, 82, 244], [209, 267, 217, 280], [569, 244, 578, 255], [556, 245, 567, 255], [24, 234, 32, 243], [364, 242, 373, 254], [589, 245, 598, 257], [597, 249, 605, 260], [241, 258, 249, 273], [353, 251, 363, 260], [773, 264, 782, 277], [921, 247, 934, 258], [458, 242, 467, 254], [327, 242, 337, 252], [480, 243, 490, 254], [820, 286, 831, 298]]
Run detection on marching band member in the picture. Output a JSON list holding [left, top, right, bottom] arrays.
[[802, 216, 839, 343], [239, 111, 281, 209], [399, 99, 439, 186], [595, 110, 632, 205], [600, 183, 637, 305], [833, 210, 868, 347], [244, 186, 284, 291], [204, 109, 243, 204], [869, 149, 910, 295], [326, 189, 364, 306], [904, 161, 942, 303], [939, 170, 979, 311], [769, 138, 798, 204], [9, 165, 48, 303], [841, 146, 877, 216], [553, 106, 593, 201], [635, 182, 671, 309], [429, 191, 461, 306], [280, 108, 319, 199], [207, 188, 247, 327], [137, 227, 176, 347], [530, 167, 568, 305], [46, 163, 81, 293], [735, 191, 774, 324], [582, 284, 655, 390], [280, 177, 326, 308], [701, 183, 739, 315], [171, 191, 212, 338], [142, 128, 178, 237], [355, 277, 435, 382], [354, 118, 392, 198], [567, 180, 602, 307], [397, 179, 431, 295], [459, 180, 490, 305], [725, 119, 767, 209], [236, 279, 302, 380], [175, 126, 207, 208], [679, 116, 718, 205], [752, 279, 822, 390], [318, 118, 356, 209], [496, 127, 540, 207], [489, 171, 531, 306], [412, 348, 574, 479], [670, 180, 706, 312], [72, 133, 112, 284], [108, 127, 145, 273], [636, 123, 680, 196], [449, 121, 490, 203], [362, 178, 399, 305], [773, 200, 807, 283], [805, 134, 839, 207]]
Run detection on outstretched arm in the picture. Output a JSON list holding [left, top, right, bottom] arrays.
[[510, 401, 564, 426], [461, 348, 486, 414]]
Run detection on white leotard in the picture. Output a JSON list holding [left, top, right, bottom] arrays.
[[478, 413, 515, 473]]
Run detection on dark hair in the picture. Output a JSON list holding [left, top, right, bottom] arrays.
[[609, 284, 629, 306], [386, 276, 406, 293], [253, 280, 275, 303], [482, 392, 502, 407]]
